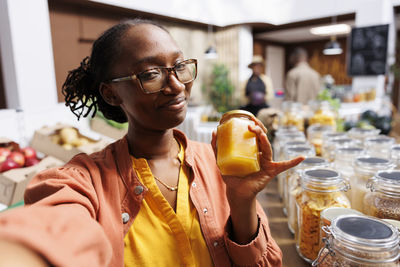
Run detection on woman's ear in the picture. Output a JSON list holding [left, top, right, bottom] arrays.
[[99, 82, 122, 106]]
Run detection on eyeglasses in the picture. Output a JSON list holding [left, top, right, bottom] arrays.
[[108, 59, 197, 94]]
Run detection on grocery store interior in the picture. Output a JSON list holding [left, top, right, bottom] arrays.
[[1, 0, 400, 266]]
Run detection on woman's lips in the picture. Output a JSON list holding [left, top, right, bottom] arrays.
[[160, 97, 186, 110]]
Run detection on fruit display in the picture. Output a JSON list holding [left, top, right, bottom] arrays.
[[0, 145, 41, 173], [50, 127, 93, 150]]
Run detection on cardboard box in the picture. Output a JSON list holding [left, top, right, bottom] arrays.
[[0, 156, 64, 206], [30, 123, 110, 162], [90, 117, 127, 140]]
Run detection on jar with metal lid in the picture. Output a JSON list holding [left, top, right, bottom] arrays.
[[391, 145, 400, 169], [216, 110, 259, 177], [313, 215, 400, 266], [352, 157, 395, 212], [321, 137, 357, 162], [274, 132, 306, 198], [365, 135, 395, 158], [280, 101, 305, 131], [348, 127, 381, 146], [309, 101, 337, 128], [321, 132, 348, 160], [287, 157, 329, 235], [319, 207, 363, 249], [296, 168, 350, 262], [364, 170, 400, 220], [282, 146, 316, 215], [307, 124, 335, 156]]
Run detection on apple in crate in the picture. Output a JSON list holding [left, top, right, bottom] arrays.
[[21, 147, 37, 160], [8, 151, 25, 167], [0, 147, 11, 163], [0, 158, 20, 172]]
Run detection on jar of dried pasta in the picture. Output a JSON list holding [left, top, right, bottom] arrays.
[[307, 124, 335, 156], [280, 101, 305, 131], [320, 132, 348, 160], [309, 101, 337, 128], [352, 157, 394, 213], [282, 146, 316, 215], [313, 215, 400, 267], [287, 157, 329, 235], [296, 168, 350, 262], [348, 127, 381, 146], [390, 144, 400, 169], [365, 135, 395, 158], [364, 170, 400, 220]]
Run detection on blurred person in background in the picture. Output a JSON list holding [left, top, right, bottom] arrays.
[[0, 19, 303, 267], [284, 47, 322, 104], [240, 55, 274, 116]]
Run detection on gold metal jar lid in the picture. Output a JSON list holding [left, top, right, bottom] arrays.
[[219, 110, 255, 125]]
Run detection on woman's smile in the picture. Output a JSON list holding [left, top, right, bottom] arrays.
[[158, 96, 187, 111]]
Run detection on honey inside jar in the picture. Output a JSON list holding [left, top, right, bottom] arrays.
[[217, 110, 260, 177]]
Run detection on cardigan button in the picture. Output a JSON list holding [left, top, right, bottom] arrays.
[[192, 182, 197, 188], [134, 185, 144, 195], [122, 212, 130, 224], [203, 208, 208, 214], [213, 241, 218, 247]]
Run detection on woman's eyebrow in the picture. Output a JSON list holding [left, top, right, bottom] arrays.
[[134, 51, 184, 66]]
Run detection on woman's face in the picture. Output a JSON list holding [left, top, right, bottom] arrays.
[[108, 24, 193, 131]]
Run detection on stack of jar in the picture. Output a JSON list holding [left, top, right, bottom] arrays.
[[280, 101, 305, 131]]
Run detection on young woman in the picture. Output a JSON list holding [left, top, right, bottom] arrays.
[[0, 19, 303, 266]]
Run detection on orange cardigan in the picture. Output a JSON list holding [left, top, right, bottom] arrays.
[[0, 130, 282, 267]]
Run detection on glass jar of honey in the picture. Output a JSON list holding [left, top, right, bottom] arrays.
[[216, 110, 260, 177]]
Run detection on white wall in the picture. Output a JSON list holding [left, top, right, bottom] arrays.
[[0, 0, 58, 111], [266, 45, 285, 93]]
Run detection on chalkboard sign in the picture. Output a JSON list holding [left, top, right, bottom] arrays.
[[348, 24, 389, 76]]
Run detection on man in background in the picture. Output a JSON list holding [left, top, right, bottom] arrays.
[[285, 47, 321, 104], [240, 55, 274, 116]]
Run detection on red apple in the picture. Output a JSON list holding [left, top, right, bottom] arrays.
[[0, 147, 11, 163], [0, 158, 20, 172], [8, 151, 25, 167], [21, 147, 37, 160], [24, 157, 40, 167]]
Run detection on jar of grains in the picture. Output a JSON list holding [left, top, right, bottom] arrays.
[[312, 215, 400, 267], [348, 127, 381, 146], [282, 146, 316, 215], [320, 132, 348, 160], [296, 168, 350, 262], [390, 144, 400, 169], [352, 157, 394, 213], [307, 124, 335, 156], [364, 135, 395, 158], [287, 157, 329, 235], [364, 170, 400, 220]]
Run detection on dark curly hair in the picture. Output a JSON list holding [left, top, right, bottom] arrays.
[[62, 18, 168, 122]]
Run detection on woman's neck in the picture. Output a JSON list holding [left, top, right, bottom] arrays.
[[126, 127, 178, 160]]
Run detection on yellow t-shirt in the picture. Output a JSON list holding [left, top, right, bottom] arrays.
[[124, 141, 213, 267]]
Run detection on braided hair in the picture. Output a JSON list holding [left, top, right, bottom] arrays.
[[62, 18, 168, 122]]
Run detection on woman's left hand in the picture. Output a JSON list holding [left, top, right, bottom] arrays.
[[211, 117, 304, 201]]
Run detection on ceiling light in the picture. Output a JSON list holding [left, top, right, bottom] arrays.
[[323, 38, 343, 55], [310, 24, 351, 36]]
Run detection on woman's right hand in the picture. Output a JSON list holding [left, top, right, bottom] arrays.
[[0, 239, 49, 267]]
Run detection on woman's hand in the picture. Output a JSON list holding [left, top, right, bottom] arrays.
[[211, 117, 304, 201], [0, 239, 49, 267], [211, 118, 304, 244]]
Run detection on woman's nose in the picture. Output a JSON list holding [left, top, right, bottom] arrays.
[[162, 72, 185, 94]]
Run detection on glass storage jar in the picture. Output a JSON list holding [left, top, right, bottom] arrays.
[[364, 170, 400, 220], [313, 215, 400, 267], [287, 157, 329, 235], [282, 146, 316, 215], [321, 132, 348, 160], [390, 145, 400, 170], [296, 168, 350, 262], [216, 110, 259, 177], [319, 207, 363, 249], [352, 157, 395, 213], [321, 137, 357, 162], [307, 124, 335, 156], [309, 101, 337, 129], [365, 135, 395, 158], [280, 101, 305, 131], [348, 127, 381, 146]]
